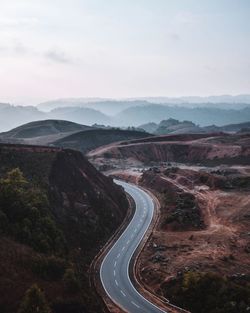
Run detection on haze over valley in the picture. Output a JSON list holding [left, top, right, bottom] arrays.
[[1, 96, 250, 132]]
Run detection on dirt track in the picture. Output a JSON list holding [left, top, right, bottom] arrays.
[[111, 166, 250, 303]]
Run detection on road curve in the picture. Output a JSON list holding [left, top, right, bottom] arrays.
[[100, 180, 167, 313]]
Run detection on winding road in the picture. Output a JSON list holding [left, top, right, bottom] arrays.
[[100, 180, 167, 313]]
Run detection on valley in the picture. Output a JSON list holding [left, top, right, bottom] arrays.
[[2, 1, 250, 312], [0, 118, 250, 313]]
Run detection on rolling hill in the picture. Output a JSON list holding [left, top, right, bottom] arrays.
[[53, 128, 152, 153], [0, 120, 94, 145]]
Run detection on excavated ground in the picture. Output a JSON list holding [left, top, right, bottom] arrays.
[[110, 165, 250, 304]]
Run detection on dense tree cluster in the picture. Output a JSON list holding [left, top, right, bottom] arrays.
[[0, 168, 65, 254], [18, 284, 51, 313], [163, 271, 250, 313]]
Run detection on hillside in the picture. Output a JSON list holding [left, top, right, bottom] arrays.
[[140, 118, 204, 135], [49, 107, 111, 125], [137, 166, 250, 313], [88, 133, 250, 169], [0, 144, 128, 313], [53, 128, 152, 154], [0, 120, 94, 145], [1, 120, 92, 138]]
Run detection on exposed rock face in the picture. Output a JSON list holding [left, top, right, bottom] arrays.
[[89, 133, 250, 167], [132, 165, 250, 313]]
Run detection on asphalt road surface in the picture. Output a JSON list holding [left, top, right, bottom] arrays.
[[100, 180, 167, 313]]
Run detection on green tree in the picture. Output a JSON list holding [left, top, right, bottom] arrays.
[[63, 268, 81, 293], [0, 168, 66, 254], [18, 284, 51, 313]]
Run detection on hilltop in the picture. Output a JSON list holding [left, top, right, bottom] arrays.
[[0, 120, 94, 145]]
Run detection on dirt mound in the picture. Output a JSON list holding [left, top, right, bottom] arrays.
[[135, 165, 250, 311]]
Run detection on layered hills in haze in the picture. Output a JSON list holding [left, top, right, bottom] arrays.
[[1, 96, 250, 132]]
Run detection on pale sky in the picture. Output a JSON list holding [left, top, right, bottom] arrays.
[[0, 0, 250, 104]]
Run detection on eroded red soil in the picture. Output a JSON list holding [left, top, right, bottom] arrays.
[[112, 166, 250, 305]]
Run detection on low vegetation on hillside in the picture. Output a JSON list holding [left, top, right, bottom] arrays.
[[0, 168, 65, 254], [0, 145, 128, 313], [162, 271, 250, 313], [54, 128, 151, 153]]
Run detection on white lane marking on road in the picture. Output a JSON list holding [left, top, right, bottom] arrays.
[[115, 279, 118, 286], [117, 253, 120, 259], [127, 240, 130, 245], [106, 180, 167, 313], [113, 270, 116, 276], [114, 261, 117, 267], [122, 246, 125, 251], [131, 301, 140, 308], [120, 290, 126, 297]]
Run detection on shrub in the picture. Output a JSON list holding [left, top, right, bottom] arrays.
[[163, 272, 250, 313], [0, 168, 66, 254], [18, 284, 51, 313], [31, 256, 67, 281], [63, 268, 81, 294]]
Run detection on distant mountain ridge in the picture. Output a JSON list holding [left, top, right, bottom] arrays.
[[37, 95, 250, 112], [116, 105, 250, 127], [1, 100, 250, 132], [38, 99, 147, 115]]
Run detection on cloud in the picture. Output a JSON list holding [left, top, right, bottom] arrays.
[[0, 42, 30, 57], [169, 32, 181, 42], [44, 50, 72, 64], [0, 42, 72, 66], [0, 17, 39, 28], [173, 11, 200, 26]]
